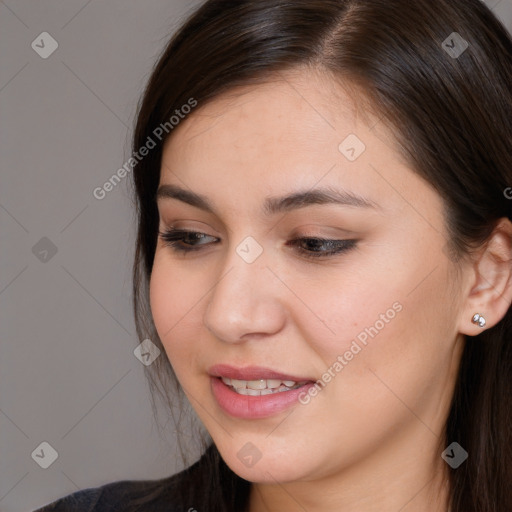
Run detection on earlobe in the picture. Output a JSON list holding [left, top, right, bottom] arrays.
[[459, 218, 512, 336]]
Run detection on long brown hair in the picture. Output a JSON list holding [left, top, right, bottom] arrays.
[[130, 1, 512, 510]]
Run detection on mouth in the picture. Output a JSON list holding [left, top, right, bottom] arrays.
[[208, 364, 316, 419], [220, 377, 310, 396], [208, 363, 314, 386]]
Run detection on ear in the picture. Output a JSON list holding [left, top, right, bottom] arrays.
[[459, 218, 512, 336]]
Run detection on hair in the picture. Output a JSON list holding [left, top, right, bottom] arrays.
[[129, 0, 512, 510]]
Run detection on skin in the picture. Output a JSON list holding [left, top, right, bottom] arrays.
[[149, 68, 512, 512]]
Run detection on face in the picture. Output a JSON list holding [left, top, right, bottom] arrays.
[[149, 69, 466, 486]]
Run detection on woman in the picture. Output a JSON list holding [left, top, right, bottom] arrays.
[[35, 0, 512, 510]]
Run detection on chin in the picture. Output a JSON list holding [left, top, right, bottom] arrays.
[[214, 438, 317, 484]]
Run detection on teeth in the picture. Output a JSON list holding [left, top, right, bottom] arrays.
[[247, 379, 267, 390], [231, 379, 246, 389], [220, 377, 304, 396]]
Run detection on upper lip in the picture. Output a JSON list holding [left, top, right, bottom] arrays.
[[208, 364, 315, 382]]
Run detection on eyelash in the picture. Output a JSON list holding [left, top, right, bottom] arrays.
[[158, 228, 357, 260]]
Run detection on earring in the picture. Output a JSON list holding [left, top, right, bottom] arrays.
[[472, 313, 486, 328]]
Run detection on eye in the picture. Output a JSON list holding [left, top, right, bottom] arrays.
[[158, 229, 218, 253], [286, 237, 357, 259], [158, 229, 357, 259]]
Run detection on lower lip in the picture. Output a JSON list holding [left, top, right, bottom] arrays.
[[210, 377, 315, 419]]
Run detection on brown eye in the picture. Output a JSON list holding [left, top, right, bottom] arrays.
[[287, 237, 358, 259], [158, 229, 218, 252]]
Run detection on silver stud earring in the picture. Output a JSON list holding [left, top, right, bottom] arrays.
[[472, 313, 486, 328]]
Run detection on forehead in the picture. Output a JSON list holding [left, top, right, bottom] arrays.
[[164, 70, 365, 157], [158, 69, 439, 226], [164, 72, 378, 171]]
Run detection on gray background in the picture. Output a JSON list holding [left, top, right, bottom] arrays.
[[1, 1, 511, 511]]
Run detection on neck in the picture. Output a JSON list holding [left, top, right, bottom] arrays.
[[248, 426, 451, 512]]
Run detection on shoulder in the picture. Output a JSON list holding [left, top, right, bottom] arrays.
[[33, 444, 250, 511], [32, 472, 184, 512]]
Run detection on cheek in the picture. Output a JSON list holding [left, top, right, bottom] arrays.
[[291, 247, 455, 401], [286, 265, 402, 363], [149, 254, 205, 366]]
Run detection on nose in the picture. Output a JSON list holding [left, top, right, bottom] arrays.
[[203, 243, 287, 344]]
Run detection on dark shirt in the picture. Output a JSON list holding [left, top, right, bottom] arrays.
[[33, 445, 251, 511], [33, 470, 186, 512]]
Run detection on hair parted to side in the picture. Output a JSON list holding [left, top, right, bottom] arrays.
[[129, 1, 512, 510]]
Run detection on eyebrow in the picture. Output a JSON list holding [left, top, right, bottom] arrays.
[[155, 183, 379, 216]]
